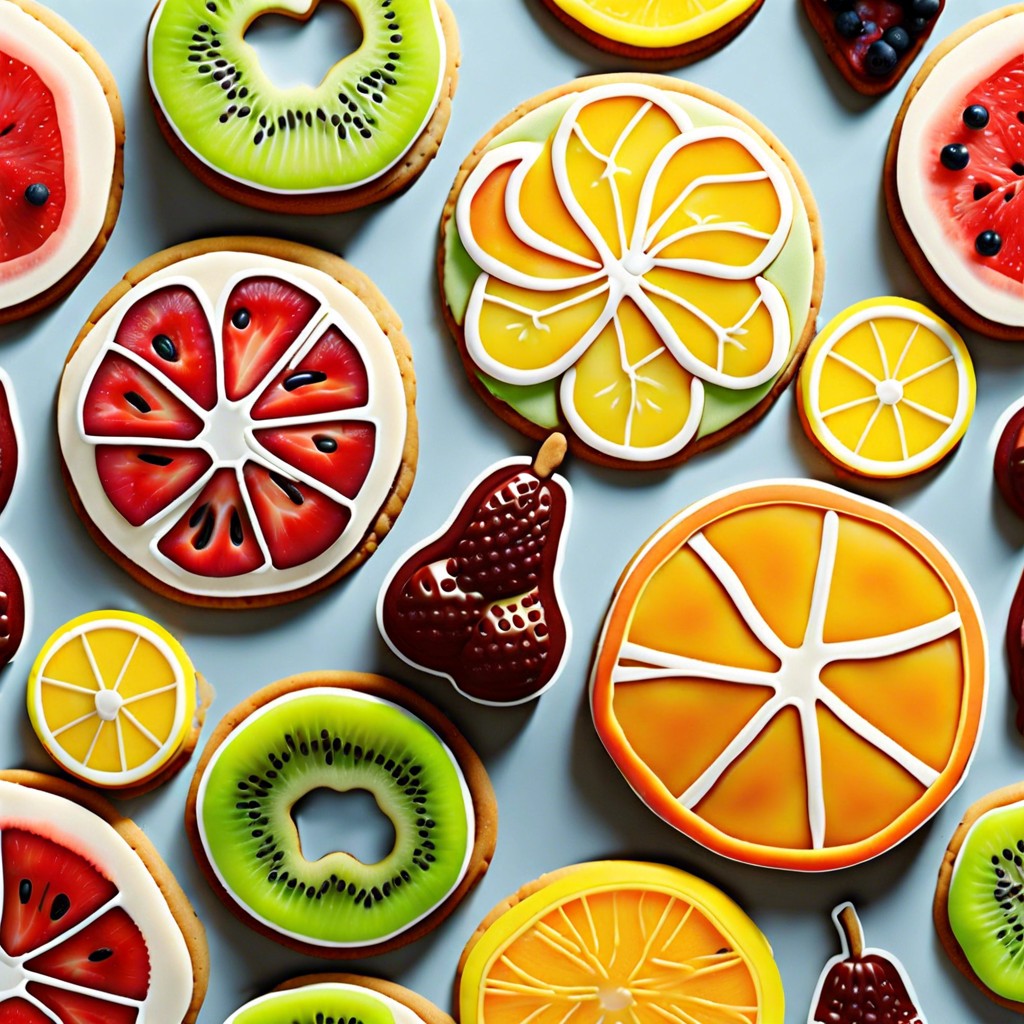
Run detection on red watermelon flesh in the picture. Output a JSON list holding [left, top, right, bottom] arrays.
[[932, 55, 1024, 285], [0, 544, 26, 671], [113, 286, 217, 410], [0, 52, 66, 264], [94, 446, 212, 527], [253, 422, 376, 499], [0, 998, 50, 1022], [27, 986, 138, 1024], [222, 276, 320, 401], [0, 377, 18, 516]]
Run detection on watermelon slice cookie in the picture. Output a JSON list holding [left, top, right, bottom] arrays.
[[0, 770, 207, 1023], [0, 0, 124, 324], [57, 238, 416, 607], [886, 5, 1024, 340]]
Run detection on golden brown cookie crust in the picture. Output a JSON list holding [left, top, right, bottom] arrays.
[[935, 782, 1024, 1015], [0, 0, 125, 325], [0, 769, 209, 1024], [186, 671, 497, 960], [58, 236, 418, 610], [274, 973, 455, 1024], [884, 4, 1024, 342], [145, 0, 460, 214], [438, 72, 825, 472]]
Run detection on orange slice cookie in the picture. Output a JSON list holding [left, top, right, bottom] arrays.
[[590, 479, 986, 871], [457, 860, 784, 1024], [797, 297, 975, 479]]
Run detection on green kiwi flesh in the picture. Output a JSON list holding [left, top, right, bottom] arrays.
[[198, 688, 472, 948], [148, 0, 444, 192], [948, 798, 1024, 1001], [229, 983, 399, 1024]]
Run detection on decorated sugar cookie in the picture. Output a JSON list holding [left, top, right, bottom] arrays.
[[456, 860, 784, 1024], [0, 0, 124, 323], [147, 0, 459, 214], [0, 538, 29, 671], [27, 611, 210, 795], [810, 903, 927, 1023], [226, 974, 454, 1024], [440, 74, 823, 470], [590, 479, 986, 871], [378, 434, 571, 706], [886, 5, 1024, 340], [538, 0, 765, 63], [0, 769, 207, 1022], [797, 297, 975, 479], [995, 398, 1024, 519], [936, 783, 1024, 1013], [0, 370, 20, 515], [57, 237, 416, 608], [187, 671, 496, 957], [803, 0, 944, 97]]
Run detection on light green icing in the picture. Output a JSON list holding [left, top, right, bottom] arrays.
[[442, 89, 817, 440]]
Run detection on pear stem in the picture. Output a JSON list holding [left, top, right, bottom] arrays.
[[837, 904, 865, 959], [533, 433, 568, 478]]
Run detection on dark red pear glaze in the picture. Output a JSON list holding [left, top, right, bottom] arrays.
[[0, 374, 19, 516], [0, 542, 27, 671], [1007, 569, 1024, 735], [379, 435, 572, 705], [995, 403, 1024, 521], [811, 903, 925, 1024]]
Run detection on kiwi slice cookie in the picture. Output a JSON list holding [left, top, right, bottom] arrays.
[[147, 0, 459, 213], [187, 671, 496, 957], [936, 783, 1024, 1012], [226, 974, 454, 1024]]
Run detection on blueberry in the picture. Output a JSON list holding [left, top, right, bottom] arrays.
[[883, 26, 911, 53], [976, 231, 1003, 257], [24, 183, 49, 206], [906, 15, 930, 34], [835, 10, 863, 37], [940, 143, 970, 171], [861, 20, 878, 36], [911, 0, 941, 17], [963, 104, 990, 129], [865, 40, 899, 75]]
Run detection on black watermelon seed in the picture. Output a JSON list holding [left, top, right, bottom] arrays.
[[125, 391, 152, 414], [193, 509, 215, 550], [25, 183, 50, 206], [977, 230, 1003, 257], [231, 307, 251, 330], [18, 880, 30, 905], [313, 435, 338, 453], [269, 473, 304, 505], [152, 333, 178, 361], [1013, 163, 1024, 176], [189, 503, 209, 529], [138, 453, 173, 467], [229, 509, 245, 546], [283, 370, 327, 392], [88, 948, 113, 962], [974, 183, 993, 201], [50, 894, 70, 921], [963, 104, 990, 129], [940, 143, 970, 171]]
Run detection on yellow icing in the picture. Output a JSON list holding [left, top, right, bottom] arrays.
[[458, 861, 784, 1024]]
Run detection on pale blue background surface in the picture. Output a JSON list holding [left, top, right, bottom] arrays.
[[1, 1, 1022, 1020]]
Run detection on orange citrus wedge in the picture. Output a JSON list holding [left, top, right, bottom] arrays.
[[798, 298, 975, 479], [457, 861, 784, 1024], [590, 480, 986, 871], [27, 610, 200, 791]]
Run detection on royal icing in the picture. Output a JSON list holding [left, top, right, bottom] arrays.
[[57, 249, 408, 601], [448, 81, 817, 463], [226, 982, 430, 1024], [799, 298, 975, 478], [0, 2, 116, 311], [590, 479, 987, 871]]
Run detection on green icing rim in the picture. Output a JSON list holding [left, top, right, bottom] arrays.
[[442, 91, 816, 439]]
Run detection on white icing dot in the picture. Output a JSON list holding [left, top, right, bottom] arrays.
[[876, 379, 904, 406], [95, 689, 124, 722]]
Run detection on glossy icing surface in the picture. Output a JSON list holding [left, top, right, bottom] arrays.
[[226, 981, 429, 1024], [590, 479, 986, 871]]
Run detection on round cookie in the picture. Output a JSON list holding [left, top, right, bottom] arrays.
[[186, 671, 496, 958], [590, 479, 987, 871], [0, 369, 21, 515], [537, 0, 765, 64], [0, 0, 124, 324], [0, 538, 30, 671], [147, 0, 460, 214], [797, 297, 975, 479], [27, 610, 212, 796], [440, 74, 824, 470], [456, 860, 784, 1024], [885, 5, 1024, 340], [378, 434, 572, 706], [935, 783, 1024, 1013], [994, 397, 1024, 520], [56, 237, 417, 608], [0, 769, 207, 1023], [226, 974, 454, 1024]]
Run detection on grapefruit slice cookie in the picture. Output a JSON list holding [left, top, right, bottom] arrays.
[[187, 672, 496, 957], [440, 74, 823, 470], [147, 0, 459, 213], [378, 434, 572, 706], [538, 0, 765, 63], [456, 860, 784, 1024], [226, 974, 453, 1024], [935, 784, 1024, 1013], [0, 0, 124, 324], [27, 611, 211, 796], [590, 479, 986, 871], [886, 5, 1024, 340], [57, 237, 416, 608], [0, 770, 206, 1022], [797, 297, 975, 479]]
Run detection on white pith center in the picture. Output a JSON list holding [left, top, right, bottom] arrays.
[[876, 378, 904, 406], [199, 401, 253, 464], [0, 955, 25, 996], [598, 987, 634, 1012], [621, 250, 655, 278], [95, 688, 124, 722]]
